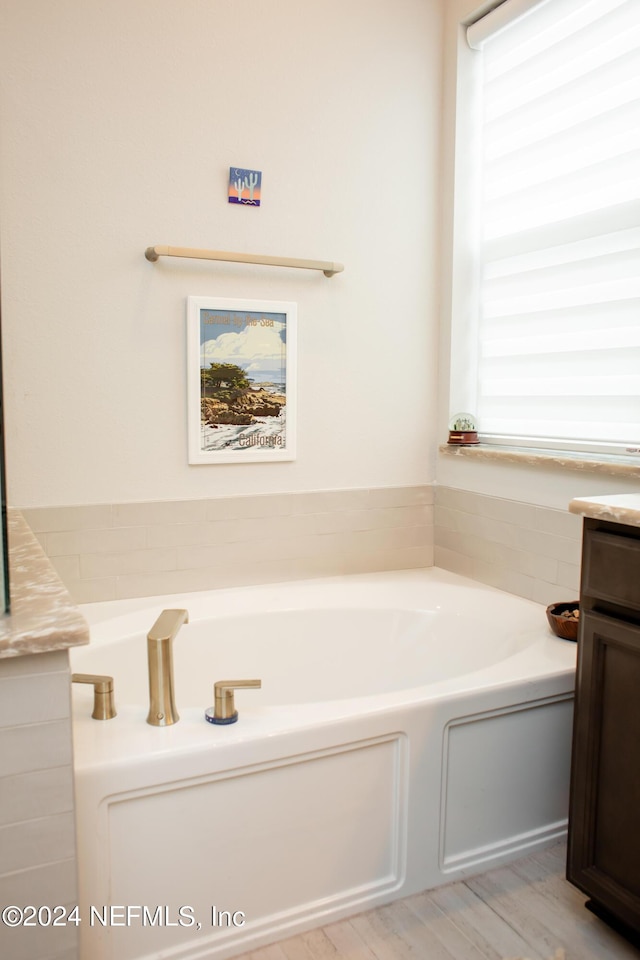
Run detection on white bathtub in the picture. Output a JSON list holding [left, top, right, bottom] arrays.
[[71, 568, 576, 960]]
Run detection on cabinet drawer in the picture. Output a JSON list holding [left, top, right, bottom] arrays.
[[582, 530, 640, 611]]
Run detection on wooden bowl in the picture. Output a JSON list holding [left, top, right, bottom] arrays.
[[546, 601, 580, 641]]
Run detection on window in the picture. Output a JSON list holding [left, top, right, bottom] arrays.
[[452, 0, 640, 456]]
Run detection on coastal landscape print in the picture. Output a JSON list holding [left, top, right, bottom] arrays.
[[187, 297, 296, 463]]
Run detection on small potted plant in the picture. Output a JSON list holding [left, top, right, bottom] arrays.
[[447, 413, 479, 444]]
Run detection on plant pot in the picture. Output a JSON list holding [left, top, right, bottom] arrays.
[[447, 430, 479, 444]]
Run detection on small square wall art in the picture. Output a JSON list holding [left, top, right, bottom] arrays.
[[228, 167, 262, 206]]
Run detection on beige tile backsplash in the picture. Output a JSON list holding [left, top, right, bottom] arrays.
[[20, 484, 583, 607], [0, 651, 78, 960], [434, 486, 582, 605], [22, 486, 434, 604]]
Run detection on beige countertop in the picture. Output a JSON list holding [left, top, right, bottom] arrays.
[[0, 509, 89, 658], [569, 494, 640, 530]]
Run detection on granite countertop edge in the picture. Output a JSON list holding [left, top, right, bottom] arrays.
[[568, 494, 640, 530], [0, 509, 89, 659]]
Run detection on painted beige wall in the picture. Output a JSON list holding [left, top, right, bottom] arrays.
[[2, 0, 631, 524], [0, 0, 443, 509]]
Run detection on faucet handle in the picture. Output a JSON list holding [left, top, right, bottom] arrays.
[[205, 679, 262, 725], [72, 673, 117, 720]]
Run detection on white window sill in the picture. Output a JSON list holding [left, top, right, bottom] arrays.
[[438, 443, 640, 479]]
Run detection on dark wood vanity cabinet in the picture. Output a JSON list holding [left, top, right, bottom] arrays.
[[567, 517, 640, 940]]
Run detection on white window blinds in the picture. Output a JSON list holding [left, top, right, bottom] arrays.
[[469, 0, 640, 453]]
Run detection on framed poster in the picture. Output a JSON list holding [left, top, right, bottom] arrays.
[[187, 297, 296, 464]]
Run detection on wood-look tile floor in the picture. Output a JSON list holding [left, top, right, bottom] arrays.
[[232, 842, 640, 960]]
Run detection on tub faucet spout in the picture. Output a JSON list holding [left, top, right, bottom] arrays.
[[146, 608, 188, 726]]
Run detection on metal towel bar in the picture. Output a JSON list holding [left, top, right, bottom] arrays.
[[145, 245, 343, 278]]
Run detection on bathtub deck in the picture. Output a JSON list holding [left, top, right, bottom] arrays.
[[232, 843, 640, 960]]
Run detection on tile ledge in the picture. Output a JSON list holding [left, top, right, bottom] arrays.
[[438, 443, 640, 479], [0, 509, 89, 659]]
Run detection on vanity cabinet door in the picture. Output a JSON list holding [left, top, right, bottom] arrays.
[[567, 610, 640, 933]]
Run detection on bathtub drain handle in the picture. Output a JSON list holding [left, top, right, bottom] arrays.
[[206, 679, 262, 725]]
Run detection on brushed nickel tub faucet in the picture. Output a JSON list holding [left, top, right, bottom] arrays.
[[146, 608, 189, 726]]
